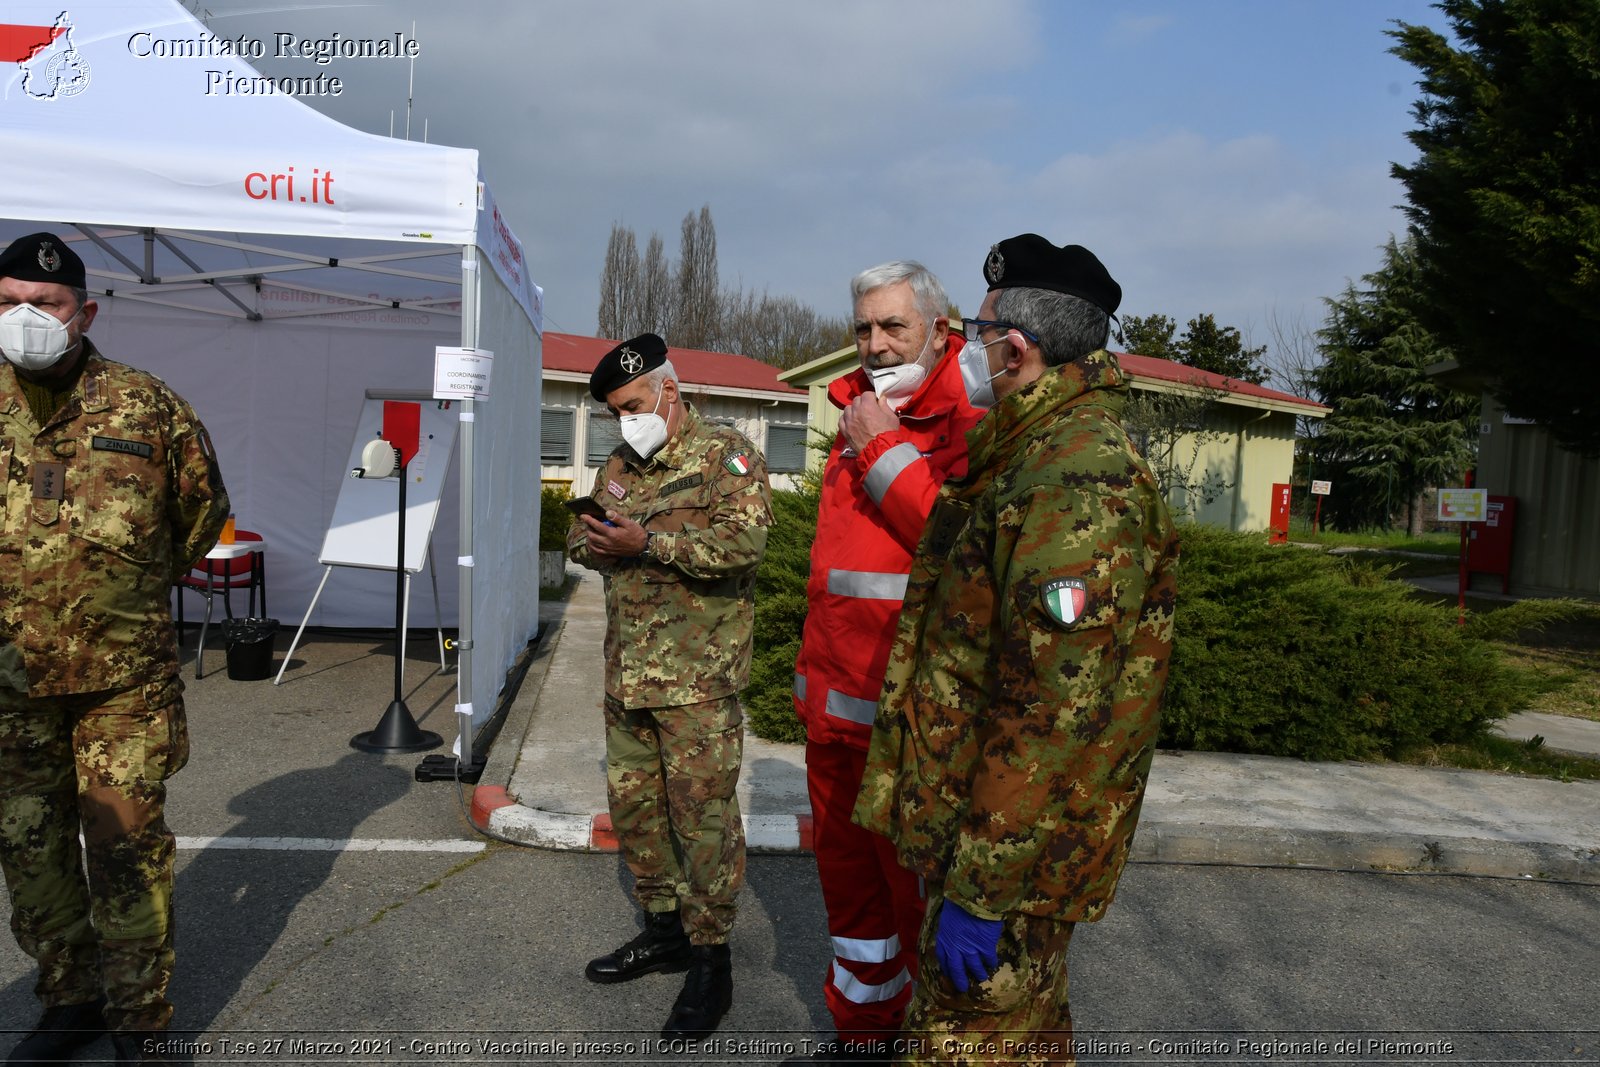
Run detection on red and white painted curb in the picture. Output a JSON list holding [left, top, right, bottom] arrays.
[[473, 787, 815, 853]]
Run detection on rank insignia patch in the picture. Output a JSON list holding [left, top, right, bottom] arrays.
[[1041, 577, 1087, 628], [724, 452, 750, 476]]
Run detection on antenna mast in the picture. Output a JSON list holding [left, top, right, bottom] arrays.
[[404, 20, 415, 140]]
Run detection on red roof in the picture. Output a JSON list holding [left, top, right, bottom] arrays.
[[543, 333, 805, 396], [1115, 351, 1328, 412]]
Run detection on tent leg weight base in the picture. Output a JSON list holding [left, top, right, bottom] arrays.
[[415, 754, 484, 784]]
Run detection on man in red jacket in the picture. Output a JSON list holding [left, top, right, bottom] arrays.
[[792, 261, 985, 1061]]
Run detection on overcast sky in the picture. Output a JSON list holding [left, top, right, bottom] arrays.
[[196, 0, 1445, 363]]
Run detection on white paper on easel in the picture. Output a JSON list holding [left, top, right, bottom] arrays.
[[320, 392, 459, 574]]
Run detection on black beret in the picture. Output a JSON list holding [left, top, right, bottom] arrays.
[[0, 232, 87, 290], [590, 333, 668, 402], [983, 234, 1120, 315]]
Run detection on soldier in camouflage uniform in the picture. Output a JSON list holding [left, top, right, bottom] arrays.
[[852, 235, 1179, 1064], [567, 333, 771, 1040], [0, 233, 229, 1065]]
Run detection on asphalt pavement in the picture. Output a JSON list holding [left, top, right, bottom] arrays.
[[1, 582, 1597, 1062], [477, 566, 1600, 885]]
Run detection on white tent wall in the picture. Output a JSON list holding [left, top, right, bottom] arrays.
[[1, 0, 546, 755], [90, 297, 465, 628], [462, 257, 542, 737]]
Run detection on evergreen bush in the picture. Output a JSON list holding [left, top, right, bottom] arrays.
[[1162, 525, 1539, 759], [539, 483, 574, 552], [742, 510, 1545, 761], [746, 488, 818, 743]]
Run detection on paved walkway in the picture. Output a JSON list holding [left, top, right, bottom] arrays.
[[473, 568, 1600, 884]]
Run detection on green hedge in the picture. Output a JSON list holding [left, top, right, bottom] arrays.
[[746, 488, 819, 743], [540, 483, 574, 552], [1161, 525, 1537, 760], [745, 498, 1543, 760]]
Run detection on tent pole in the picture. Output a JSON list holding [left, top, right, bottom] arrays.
[[455, 247, 480, 771]]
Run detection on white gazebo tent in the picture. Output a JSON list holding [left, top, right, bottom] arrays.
[[1, 0, 544, 765]]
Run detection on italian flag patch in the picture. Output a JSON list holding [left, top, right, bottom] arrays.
[[1041, 577, 1088, 628], [724, 452, 751, 476]]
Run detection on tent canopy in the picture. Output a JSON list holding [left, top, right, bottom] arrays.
[[1, 0, 545, 753]]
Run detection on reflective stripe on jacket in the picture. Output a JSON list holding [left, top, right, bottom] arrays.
[[792, 334, 984, 748]]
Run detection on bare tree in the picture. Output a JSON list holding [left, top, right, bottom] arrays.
[[597, 223, 640, 340], [717, 286, 854, 368], [638, 232, 672, 338], [594, 203, 847, 363], [673, 204, 719, 349]]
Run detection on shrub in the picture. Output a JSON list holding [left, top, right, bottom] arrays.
[[740, 514, 1547, 761], [540, 483, 574, 552], [745, 487, 818, 743], [1163, 525, 1541, 759]]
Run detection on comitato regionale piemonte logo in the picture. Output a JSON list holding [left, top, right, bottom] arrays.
[[3, 10, 91, 99]]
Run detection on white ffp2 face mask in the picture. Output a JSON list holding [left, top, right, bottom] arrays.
[[864, 317, 937, 411], [620, 385, 672, 459], [0, 303, 80, 373], [958, 337, 1005, 409], [867, 362, 928, 411]]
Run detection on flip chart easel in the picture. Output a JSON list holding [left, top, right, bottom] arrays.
[[274, 391, 459, 685]]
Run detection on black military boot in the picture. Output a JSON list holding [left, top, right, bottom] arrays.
[[6, 998, 107, 1065], [661, 943, 732, 1038], [584, 910, 691, 984]]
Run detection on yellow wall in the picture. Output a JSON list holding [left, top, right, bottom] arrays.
[[1172, 408, 1299, 530]]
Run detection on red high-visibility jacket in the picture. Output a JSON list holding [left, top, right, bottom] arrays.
[[793, 334, 985, 749]]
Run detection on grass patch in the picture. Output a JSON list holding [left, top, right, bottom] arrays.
[[1363, 552, 1462, 580], [1490, 608, 1600, 722], [1294, 529, 1460, 554], [1395, 734, 1600, 782], [1495, 644, 1600, 721], [1406, 592, 1600, 724]]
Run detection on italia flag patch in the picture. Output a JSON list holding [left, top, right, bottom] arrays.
[[1041, 577, 1088, 628], [724, 452, 751, 476]]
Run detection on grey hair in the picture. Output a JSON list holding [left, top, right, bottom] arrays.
[[994, 288, 1110, 367], [640, 359, 679, 392], [850, 260, 948, 323]]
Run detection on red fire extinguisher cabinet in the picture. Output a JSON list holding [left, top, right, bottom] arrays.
[[1466, 495, 1516, 594]]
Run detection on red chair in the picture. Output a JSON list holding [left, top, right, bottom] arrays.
[[174, 529, 266, 677]]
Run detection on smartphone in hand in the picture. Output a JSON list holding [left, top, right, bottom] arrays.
[[564, 497, 615, 525]]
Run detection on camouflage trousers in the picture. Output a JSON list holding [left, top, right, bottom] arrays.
[[603, 694, 745, 945], [896, 890, 1076, 1066], [0, 676, 189, 1033]]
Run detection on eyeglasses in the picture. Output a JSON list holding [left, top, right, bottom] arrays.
[[961, 319, 1038, 344]]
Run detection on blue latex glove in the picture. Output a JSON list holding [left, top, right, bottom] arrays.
[[934, 899, 1002, 993]]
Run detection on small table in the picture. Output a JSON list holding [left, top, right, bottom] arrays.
[[195, 538, 267, 679]]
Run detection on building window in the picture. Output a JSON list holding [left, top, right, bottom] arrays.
[[541, 407, 574, 464], [587, 410, 622, 465], [767, 424, 807, 472]]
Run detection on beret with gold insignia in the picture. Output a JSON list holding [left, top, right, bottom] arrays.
[[982, 233, 1120, 316], [0, 232, 87, 290], [590, 332, 668, 402]]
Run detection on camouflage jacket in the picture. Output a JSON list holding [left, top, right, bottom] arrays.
[[568, 403, 772, 708], [0, 340, 230, 696], [852, 349, 1179, 923]]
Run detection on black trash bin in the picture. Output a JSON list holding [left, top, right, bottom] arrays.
[[223, 618, 278, 681]]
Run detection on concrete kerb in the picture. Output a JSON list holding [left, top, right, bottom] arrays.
[[469, 617, 597, 849], [1132, 825, 1600, 884]]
